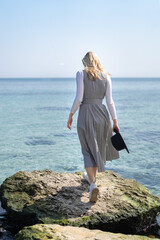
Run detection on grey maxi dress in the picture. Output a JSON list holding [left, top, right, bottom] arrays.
[[77, 70, 120, 172]]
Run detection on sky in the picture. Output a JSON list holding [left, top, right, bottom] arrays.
[[0, 0, 160, 78]]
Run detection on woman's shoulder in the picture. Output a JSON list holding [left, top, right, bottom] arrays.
[[76, 70, 84, 77], [76, 69, 84, 74], [76, 70, 84, 80]]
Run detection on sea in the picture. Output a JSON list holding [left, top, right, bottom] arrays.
[[0, 77, 159, 190], [0, 77, 160, 238], [0, 77, 159, 195], [0, 77, 160, 195]]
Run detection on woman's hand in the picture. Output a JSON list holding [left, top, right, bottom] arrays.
[[67, 113, 73, 130], [112, 119, 120, 133]]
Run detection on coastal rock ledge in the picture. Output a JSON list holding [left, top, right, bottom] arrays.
[[0, 169, 160, 237], [15, 223, 160, 240]]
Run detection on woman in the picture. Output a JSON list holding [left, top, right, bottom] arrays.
[[67, 52, 120, 202]]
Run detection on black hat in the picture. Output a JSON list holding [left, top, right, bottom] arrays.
[[111, 128, 130, 153]]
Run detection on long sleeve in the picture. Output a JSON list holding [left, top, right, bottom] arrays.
[[105, 74, 117, 121], [70, 70, 84, 115]]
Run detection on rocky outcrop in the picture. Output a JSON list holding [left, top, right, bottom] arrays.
[[0, 169, 160, 236], [15, 223, 160, 240]]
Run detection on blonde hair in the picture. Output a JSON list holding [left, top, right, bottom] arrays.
[[82, 51, 111, 81]]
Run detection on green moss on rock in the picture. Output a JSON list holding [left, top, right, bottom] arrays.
[[1, 169, 160, 235], [15, 224, 160, 240]]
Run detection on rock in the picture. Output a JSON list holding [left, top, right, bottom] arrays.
[[15, 223, 160, 240], [0, 169, 160, 235]]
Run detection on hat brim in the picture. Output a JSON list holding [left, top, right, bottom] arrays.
[[113, 128, 130, 154], [118, 132, 130, 153]]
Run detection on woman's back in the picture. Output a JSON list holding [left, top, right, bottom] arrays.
[[82, 70, 107, 101]]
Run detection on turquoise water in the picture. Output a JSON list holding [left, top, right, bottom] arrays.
[[0, 77, 160, 197]]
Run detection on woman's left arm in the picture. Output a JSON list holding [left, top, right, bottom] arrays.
[[67, 71, 84, 130], [105, 74, 120, 133]]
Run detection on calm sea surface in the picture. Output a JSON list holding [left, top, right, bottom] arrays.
[[0, 77, 160, 197]]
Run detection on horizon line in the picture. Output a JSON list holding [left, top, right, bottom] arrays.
[[0, 76, 160, 79]]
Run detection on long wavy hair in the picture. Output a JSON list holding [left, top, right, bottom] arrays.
[[82, 52, 111, 81]]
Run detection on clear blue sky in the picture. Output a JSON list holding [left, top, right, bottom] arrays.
[[0, 0, 160, 78]]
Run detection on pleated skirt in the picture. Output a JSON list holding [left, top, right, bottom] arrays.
[[77, 103, 120, 172]]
